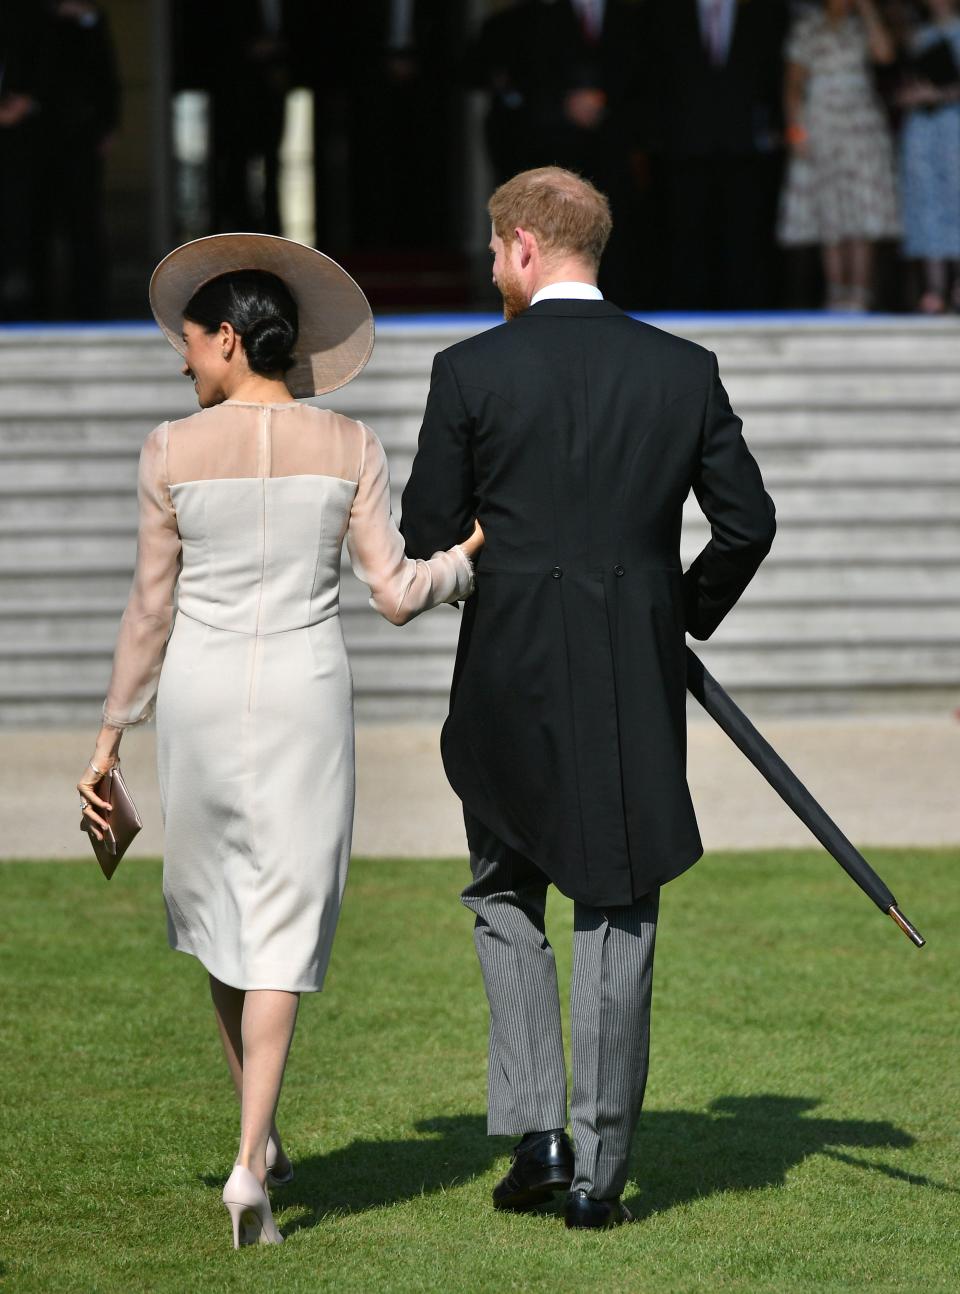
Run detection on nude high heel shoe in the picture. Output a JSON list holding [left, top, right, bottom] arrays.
[[222, 1164, 284, 1248], [266, 1133, 294, 1187]]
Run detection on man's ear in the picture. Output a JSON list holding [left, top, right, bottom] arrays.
[[515, 227, 536, 269]]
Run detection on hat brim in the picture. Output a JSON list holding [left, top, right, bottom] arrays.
[[149, 233, 375, 398]]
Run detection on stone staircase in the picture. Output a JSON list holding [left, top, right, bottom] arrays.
[[1, 316, 958, 725]]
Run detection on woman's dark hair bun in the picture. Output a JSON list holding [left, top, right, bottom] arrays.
[[183, 269, 299, 377], [242, 315, 297, 376]]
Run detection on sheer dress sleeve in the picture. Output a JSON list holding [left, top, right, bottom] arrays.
[[346, 422, 474, 625], [101, 422, 182, 728]]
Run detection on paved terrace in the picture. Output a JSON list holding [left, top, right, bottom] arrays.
[[6, 714, 957, 862]]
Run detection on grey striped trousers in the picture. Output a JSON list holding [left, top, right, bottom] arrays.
[[462, 812, 660, 1199]]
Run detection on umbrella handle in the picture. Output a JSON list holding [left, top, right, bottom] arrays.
[[888, 906, 926, 948]]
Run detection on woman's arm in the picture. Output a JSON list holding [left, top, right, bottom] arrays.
[[856, 0, 896, 65], [783, 60, 810, 154], [80, 423, 182, 834], [347, 422, 481, 626]]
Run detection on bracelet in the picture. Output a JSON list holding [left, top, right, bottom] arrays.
[[88, 759, 116, 776]]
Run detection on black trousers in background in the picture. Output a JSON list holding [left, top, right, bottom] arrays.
[[661, 152, 783, 310], [32, 137, 108, 319]]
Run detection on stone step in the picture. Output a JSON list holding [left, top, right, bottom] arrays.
[[2, 405, 960, 449], [2, 320, 959, 719], [1, 517, 955, 563], [4, 316, 960, 367], [8, 366, 960, 416], [1, 640, 956, 698], [2, 682, 956, 727], [2, 481, 958, 526], [1, 559, 957, 605], [4, 437, 959, 485], [2, 599, 957, 653]]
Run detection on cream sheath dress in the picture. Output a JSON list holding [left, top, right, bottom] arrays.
[[101, 400, 473, 992]]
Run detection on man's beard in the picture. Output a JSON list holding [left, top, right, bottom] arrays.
[[495, 265, 531, 321]]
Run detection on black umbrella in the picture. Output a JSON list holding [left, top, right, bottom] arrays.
[[685, 649, 926, 948]]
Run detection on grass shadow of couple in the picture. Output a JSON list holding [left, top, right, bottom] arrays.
[[264, 1093, 948, 1232]]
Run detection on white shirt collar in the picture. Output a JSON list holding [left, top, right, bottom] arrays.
[[530, 281, 604, 305]]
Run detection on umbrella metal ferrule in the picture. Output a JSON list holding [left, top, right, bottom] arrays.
[[888, 906, 926, 948]]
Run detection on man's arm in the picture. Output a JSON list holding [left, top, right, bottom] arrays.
[[400, 350, 476, 558], [683, 353, 776, 640]]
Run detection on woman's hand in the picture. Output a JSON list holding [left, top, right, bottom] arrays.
[[460, 520, 485, 560], [77, 730, 122, 841], [785, 123, 810, 157], [898, 78, 940, 108], [854, 0, 896, 64]]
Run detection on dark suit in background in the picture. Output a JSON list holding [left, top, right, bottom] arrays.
[[645, 0, 788, 309], [466, 0, 648, 300], [199, 0, 306, 234], [335, 0, 466, 251], [1, 0, 120, 319], [0, 0, 42, 317], [401, 298, 775, 1197]]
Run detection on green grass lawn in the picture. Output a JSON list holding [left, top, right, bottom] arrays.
[[1, 849, 957, 1293]]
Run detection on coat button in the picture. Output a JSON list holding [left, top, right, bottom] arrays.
[[551, 566, 563, 579], [614, 564, 625, 576]]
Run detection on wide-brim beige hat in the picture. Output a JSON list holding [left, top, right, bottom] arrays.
[[149, 233, 375, 398]]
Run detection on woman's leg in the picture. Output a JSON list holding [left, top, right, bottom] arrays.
[[236, 989, 300, 1185], [822, 242, 847, 308], [848, 238, 874, 310], [209, 974, 245, 1096], [209, 975, 292, 1178], [919, 258, 948, 312], [948, 260, 960, 311]]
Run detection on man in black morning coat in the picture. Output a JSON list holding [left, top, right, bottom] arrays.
[[400, 167, 775, 1229]]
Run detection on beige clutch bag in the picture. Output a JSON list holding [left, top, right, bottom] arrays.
[[81, 764, 143, 880]]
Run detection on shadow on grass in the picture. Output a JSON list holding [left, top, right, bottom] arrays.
[[203, 1114, 503, 1231], [203, 1095, 951, 1233], [625, 1094, 953, 1219]]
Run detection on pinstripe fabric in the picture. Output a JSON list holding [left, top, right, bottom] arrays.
[[462, 811, 660, 1197], [461, 819, 568, 1134], [570, 891, 659, 1197]]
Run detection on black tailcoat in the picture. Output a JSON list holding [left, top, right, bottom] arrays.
[[400, 301, 776, 906]]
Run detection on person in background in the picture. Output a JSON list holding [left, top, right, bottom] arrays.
[[778, 0, 900, 312], [897, 0, 960, 312], [206, 0, 302, 235], [27, 1, 121, 319], [0, 0, 42, 317], [464, 0, 648, 302], [345, 0, 464, 253], [644, 0, 789, 310]]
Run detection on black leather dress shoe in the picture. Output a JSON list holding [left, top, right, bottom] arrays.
[[492, 1130, 574, 1211], [564, 1189, 633, 1229]]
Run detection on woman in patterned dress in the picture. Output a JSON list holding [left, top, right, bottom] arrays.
[[778, 0, 900, 311], [897, 0, 960, 312]]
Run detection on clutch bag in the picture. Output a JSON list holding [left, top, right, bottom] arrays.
[[81, 764, 143, 880]]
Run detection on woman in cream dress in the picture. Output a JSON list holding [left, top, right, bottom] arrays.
[[76, 235, 481, 1248]]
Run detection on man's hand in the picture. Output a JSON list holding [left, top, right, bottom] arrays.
[[0, 94, 36, 128], [564, 88, 607, 130]]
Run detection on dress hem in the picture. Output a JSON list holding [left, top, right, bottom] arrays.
[[167, 936, 326, 994]]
